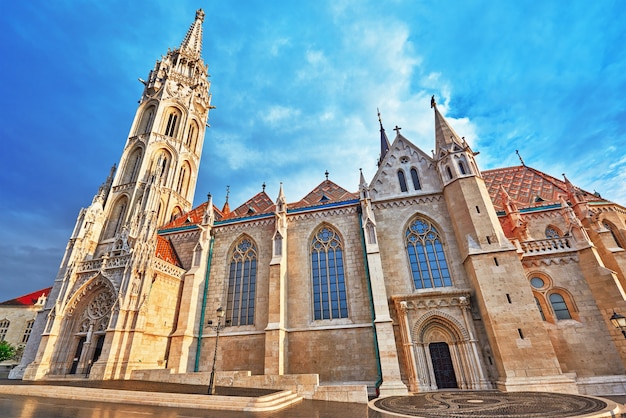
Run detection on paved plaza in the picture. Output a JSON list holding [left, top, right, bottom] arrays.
[[1, 379, 625, 417]]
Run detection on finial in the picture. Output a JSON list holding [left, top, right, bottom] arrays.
[[195, 9, 205, 22], [207, 192, 211, 201], [393, 125, 402, 134], [515, 150, 525, 166], [377, 108, 383, 126], [225, 185, 230, 203], [325, 170, 329, 180], [262, 182, 266, 192], [431, 95, 436, 108]]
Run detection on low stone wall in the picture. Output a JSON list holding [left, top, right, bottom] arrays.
[[577, 375, 626, 396], [129, 369, 369, 403]]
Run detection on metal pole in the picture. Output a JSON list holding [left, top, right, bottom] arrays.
[[207, 317, 221, 395]]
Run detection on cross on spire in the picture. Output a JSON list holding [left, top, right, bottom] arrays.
[[393, 125, 402, 134]]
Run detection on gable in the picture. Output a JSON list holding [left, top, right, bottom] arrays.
[[370, 134, 440, 201]]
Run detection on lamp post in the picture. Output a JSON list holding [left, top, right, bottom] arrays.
[[610, 311, 626, 339], [207, 307, 228, 395]]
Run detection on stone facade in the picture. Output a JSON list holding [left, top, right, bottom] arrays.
[[12, 8, 626, 402]]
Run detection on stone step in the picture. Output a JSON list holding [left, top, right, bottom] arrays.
[[0, 384, 303, 412]]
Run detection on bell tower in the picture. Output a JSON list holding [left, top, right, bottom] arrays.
[[98, 8, 213, 254], [18, 9, 213, 381], [432, 97, 577, 393]]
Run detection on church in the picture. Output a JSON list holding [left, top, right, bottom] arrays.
[[12, 9, 626, 401]]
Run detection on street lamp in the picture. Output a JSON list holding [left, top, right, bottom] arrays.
[[610, 311, 626, 339], [207, 307, 228, 395]]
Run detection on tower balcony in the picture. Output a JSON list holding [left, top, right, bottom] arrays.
[[76, 254, 131, 273]]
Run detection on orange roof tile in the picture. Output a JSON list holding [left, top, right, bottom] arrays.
[[483, 165, 604, 211], [228, 191, 275, 219], [290, 180, 358, 209], [155, 235, 182, 267]]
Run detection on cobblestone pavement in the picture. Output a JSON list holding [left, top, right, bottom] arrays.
[[369, 391, 618, 418]]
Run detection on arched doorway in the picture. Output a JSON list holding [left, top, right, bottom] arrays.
[[52, 277, 115, 376], [429, 342, 457, 389]]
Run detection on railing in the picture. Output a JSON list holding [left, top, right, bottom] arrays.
[[77, 254, 131, 273], [520, 237, 574, 256]]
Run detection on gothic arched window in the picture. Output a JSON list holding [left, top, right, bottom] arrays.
[[458, 161, 467, 175], [410, 168, 421, 190], [186, 121, 199, 152], [137, 106, 155, 135], [22, 320, 34, 343], [549, 293, 572, 320], [176, 162, 191, 197], [122, 148, 143, 183], [604, 221, 624, 248], [545, 226, 561, 239], [163, 108, 181, 138], [405, 217, 452, 289], [226, 238, 257, 326], [103, 197, 128, 239], [311, 226, 348, 320], [398, 170, 408, 192]]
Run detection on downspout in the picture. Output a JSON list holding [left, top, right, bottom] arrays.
[[357, 208, 383, 392], [194, 234, 215, 372]]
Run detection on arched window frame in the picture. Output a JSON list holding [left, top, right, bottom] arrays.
[[603, 220, 624, 248], [103, 196, 129, 240], [162, 108, 182, 138], [398, 170, 408, 192], [405, 217, 453, 290], [545, 225, 562, 239], [122, 147, 144, 184], [410, 167, 421, 190], [136, 105, 156, 135], [528, 272, 578, 322], [311, 225, 349, 321], [458, 161, 467, 175], [548, 291, 575, 320], [225, 236, 258, 326], [176, 161, 191, 197], [186, 121, 199, 152], [445, 166, 453, 180]]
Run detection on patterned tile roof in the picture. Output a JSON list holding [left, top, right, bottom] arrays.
[[0, 287, 52, 306], [159, 202, 226, 230], [290, 180, 358, 209], [228, 191, 275, 219], [155, 235, 182, 267], [483, 165, 605, 211]]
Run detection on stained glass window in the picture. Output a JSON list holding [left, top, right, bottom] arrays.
[[226, 238, 257, 326], [311, 226, 348, 320], [406, 218, 452, 289]]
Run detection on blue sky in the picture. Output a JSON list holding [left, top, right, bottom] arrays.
[[1, 1, 625, 301]]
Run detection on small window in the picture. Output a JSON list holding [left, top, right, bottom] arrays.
[[458, 162, 467, 175], [545, 227, 560, 239], [530, 277, 545, 289], [22, 320, 34, 343], [410, 168, 421, 190], [398, 170, 408, 192], [0, 319, 9, 341], [446, 166, 453, 180], [549, 293, 572, 320]]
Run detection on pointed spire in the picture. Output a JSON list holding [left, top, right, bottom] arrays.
[[432, 96, 463, 153], [222, 185, 231, 215], [203, 193, 214, 225], [179, 9, 205, 58], [276, 182, 286, 214], [377, 108, 391, 167]]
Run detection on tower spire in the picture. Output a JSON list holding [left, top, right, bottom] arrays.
[[377, 108, 391, 167], [179, 9, 205, 58], [433, 96, 463, 153]]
